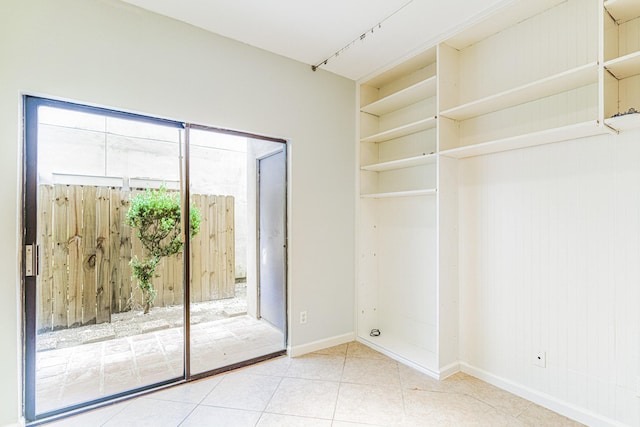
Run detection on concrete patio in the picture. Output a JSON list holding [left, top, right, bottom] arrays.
[[36, 314, 284, 415]]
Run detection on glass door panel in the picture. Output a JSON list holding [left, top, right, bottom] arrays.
[[27, 98, 185, 418], [188, 128, 286, 375]]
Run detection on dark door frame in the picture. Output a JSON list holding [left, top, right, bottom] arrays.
[[22, 96, 289, 424], [22, 96, 186, 423]]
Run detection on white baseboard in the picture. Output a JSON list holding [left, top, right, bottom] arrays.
[[287, 332, 355, 357], [460, 362, 627, 427], [354, 337, 457, 380], [438, 361, 460, 380]]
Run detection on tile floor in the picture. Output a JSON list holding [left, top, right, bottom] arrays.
[[36, 315, 284, 413], [44, 341, 584, 426]]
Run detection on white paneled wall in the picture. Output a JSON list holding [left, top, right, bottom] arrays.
[[459, 129, 640, 426], [456, 0, 598, 103], [378, 196, 437, 349], [458, 84, 599, 147]]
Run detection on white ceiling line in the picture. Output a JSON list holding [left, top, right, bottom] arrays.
[[310, 0, 414, 72]]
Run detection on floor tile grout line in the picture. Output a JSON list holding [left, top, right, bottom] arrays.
[[252, 371, 284, 422], [197, 371, 230, 405], [395, 358, 409, 423], [175, 401, 200, 427], [328, 352, 347, 422], [97, 399, 134, 427]]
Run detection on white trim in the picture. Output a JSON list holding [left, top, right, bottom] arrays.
[[52, 173, 123, 187], [128, 177, 180, 190], [355, 337, 446, 380], [287, 332, 355, 357], [438, 361, 460, 380], [460, 362, 628, 427]]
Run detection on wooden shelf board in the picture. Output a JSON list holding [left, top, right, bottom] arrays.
[[605, 51, 640, 79], [604, 0, 640, 23], [439, 121, 606, 159], [605, 113, 640, 132], [361, 153, 437, 172], [362, 48, 436, 88], [361, 189, 437, 199], [440, 63, 598, 121], [360, 116, 437, 143], [361, 76, 437, 116]]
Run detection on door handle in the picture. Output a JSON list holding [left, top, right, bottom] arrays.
[[25, 244, 37, 277]]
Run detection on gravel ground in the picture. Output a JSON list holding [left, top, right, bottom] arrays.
[[37, 282, 248, 351]]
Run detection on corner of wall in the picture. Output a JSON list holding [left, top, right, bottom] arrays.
[[288, 332, 355, 357]]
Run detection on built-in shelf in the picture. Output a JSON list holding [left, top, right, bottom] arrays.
[[363, 48, 436, 89], [604, 0, 640, 23], [445, 0, 565, 49], [361, 189, 437, 199], [361, 153, 437, 172], [360, 116, 437, 143], [605, 113, 640, 132], [440, 121, 608, 159], [361, 76, 437, 116], [355, 0, 640, 386], [441, 63, 598, 121], [605, 51, 640, 80], [359, 335, 438, 374]]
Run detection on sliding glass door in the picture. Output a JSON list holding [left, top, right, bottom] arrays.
[[24, 97, 186, 419], [186, 126, 286, 376], [23, 97, 287, 422]]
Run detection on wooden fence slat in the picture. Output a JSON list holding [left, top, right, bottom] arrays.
[[173, 253, 183, 307], [226, 196, 235, 294], [170, 253, 182, 306], [95, 186, 111, 324], [165, 258, 172, 305], [200, 195, 211, 302], [52, 185, 69, 329], [154, 250, 165, 310], [165, 255, 174, 306], [82, 186, 97, 325], [165, 248, 177, 306], [37, 185, 53, 331], [209, 196, 219, 300], [217, 196, 227, 299], [109, 188, 122, 313], [67, 186, 83, 327], [118, 191, 132, 312], [190, 194, 203, 303], [219, 196, 226, 298], [38, 185, 236, 326], [130, 189, 144, 309]]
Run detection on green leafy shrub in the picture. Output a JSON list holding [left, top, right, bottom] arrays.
[[126, 186, 201, 313]]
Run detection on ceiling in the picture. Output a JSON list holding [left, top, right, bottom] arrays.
[[121, 0, 513, 81]]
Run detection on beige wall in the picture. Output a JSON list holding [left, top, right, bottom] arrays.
[[0, 1, 355, 424]]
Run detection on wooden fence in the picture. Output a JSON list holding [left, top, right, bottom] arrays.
[[36, 184, 235, 331]]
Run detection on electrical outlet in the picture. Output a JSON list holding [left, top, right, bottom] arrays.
[[534, 351, 546, 368], [299, 311, 307, 324]]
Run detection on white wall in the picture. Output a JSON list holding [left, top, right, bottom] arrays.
[[0, 0, 355, 425], [458, 130, 640, 426]]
